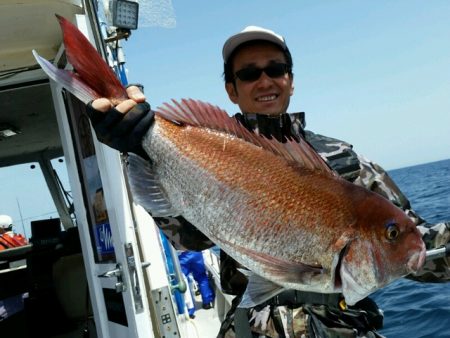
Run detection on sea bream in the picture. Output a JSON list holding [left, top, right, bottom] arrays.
[[33, 15, 426, 306]]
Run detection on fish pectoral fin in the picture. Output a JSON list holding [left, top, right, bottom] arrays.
[[127, 154, 181, 217], [238, 245, 323, 284], [238, 271, 285, 308]]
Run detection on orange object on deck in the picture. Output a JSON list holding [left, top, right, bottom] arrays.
[[0, 233, 28, 249]]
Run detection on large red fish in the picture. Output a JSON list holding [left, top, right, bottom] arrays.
[[33, 15, 426, 306]]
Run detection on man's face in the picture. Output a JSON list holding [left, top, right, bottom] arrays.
[[225, 42, 294, 115]]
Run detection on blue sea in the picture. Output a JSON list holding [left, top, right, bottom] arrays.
[[371, 158, 450, 338]]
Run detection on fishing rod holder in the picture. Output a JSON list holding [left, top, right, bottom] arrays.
[[425, 243, 450, 262]]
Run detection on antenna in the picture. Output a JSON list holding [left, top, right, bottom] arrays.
[[16, 197, 27, 238]]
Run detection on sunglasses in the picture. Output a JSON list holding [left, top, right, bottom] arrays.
[[234, 63, 290, 82]]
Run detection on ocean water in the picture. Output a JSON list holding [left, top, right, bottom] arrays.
[[371, 158, 450, 338]]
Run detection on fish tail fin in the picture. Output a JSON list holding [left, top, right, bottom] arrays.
[[56, 15, 128, 104], [32, 50, 99, 104]]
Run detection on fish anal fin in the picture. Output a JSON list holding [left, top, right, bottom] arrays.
[[127, 154, 180, 217]]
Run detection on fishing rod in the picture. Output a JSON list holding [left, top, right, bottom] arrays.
[[425, 243, 450, 262]]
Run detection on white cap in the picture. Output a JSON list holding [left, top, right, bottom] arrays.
[[0, 215, 12, 228], [222, 26, 287, 63]]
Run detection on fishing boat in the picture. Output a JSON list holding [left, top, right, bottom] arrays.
[[0, 1, 232, 337]]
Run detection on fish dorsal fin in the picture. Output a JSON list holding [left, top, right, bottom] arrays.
[[157, 99, 335, 175]]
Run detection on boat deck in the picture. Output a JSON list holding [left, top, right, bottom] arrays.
[[0, 247, 231, 338], [183, 297, 223, 337]]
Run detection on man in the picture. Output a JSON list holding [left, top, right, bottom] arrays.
[[87, 26, 450, 337], [178, 250, 215, 319], [0, 215, 27, 250]]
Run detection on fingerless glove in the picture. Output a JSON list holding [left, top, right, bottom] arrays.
[[86, 101, 154, 159]]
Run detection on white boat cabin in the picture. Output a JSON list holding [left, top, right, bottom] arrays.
[[0, 1, 232, 337]]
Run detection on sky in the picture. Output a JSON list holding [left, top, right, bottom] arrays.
[[1, 0, 449, 235], [123, 0, 450, 170]]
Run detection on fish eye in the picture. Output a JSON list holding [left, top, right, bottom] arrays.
[[385, 223, 400, 241]]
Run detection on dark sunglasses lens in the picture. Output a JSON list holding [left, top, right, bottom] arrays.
[[235, 63, 288, 82], [235, 68, 262, 82], [265, 64, 287, 78]]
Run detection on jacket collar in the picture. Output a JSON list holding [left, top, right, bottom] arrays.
[[234, 112, 306, 142]]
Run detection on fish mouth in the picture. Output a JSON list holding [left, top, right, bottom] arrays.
[[407, 246, 426, 274]]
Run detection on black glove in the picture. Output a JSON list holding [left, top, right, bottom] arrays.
[[86, 101, 154, 159]]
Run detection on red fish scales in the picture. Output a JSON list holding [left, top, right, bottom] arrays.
[[155, 116, 354, 251]]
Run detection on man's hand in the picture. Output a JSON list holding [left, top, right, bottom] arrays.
[[86, 85, 154, 159], [92, 85, 146, 112]]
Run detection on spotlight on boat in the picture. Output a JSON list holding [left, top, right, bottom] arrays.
[[109, 0, 139, 30]]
